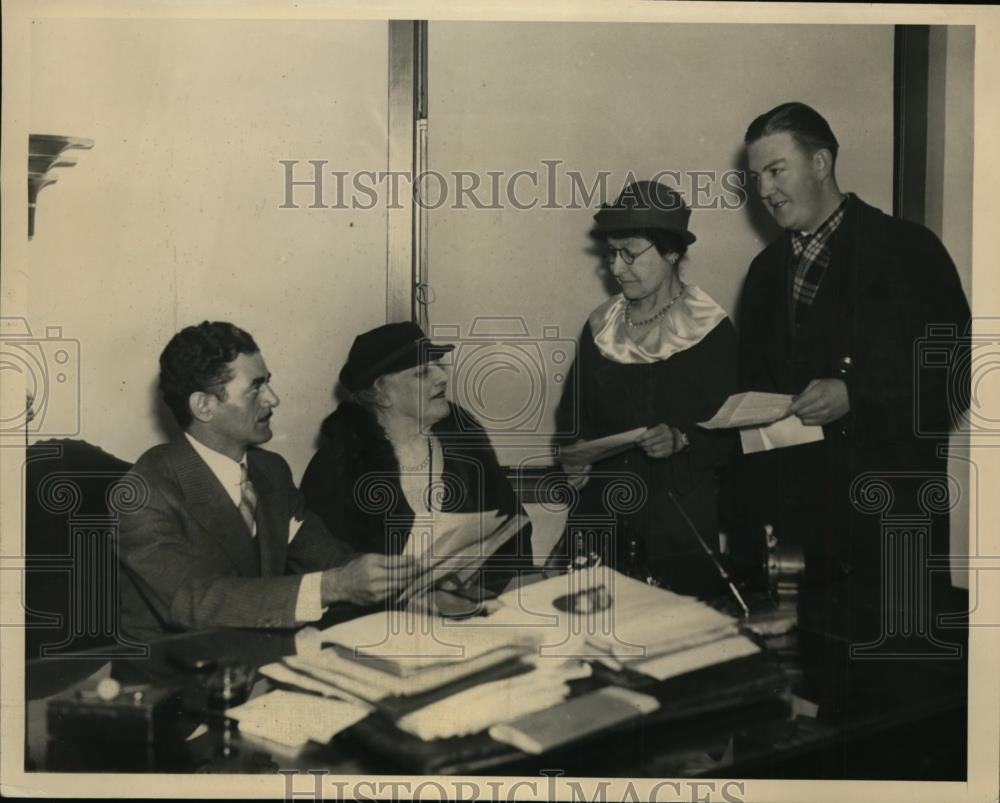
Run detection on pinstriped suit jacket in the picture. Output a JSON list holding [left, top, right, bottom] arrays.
[[118, 437, 354, 643]]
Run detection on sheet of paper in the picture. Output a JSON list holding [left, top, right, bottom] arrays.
[[739, 414, 824, 454], [698, 392, 793, 429], [436, 511, 531, 589], [399, 510, 524, 602], [225, 689, 369, 748], [558, 427, 647, 466], [402, 510, 505, 560], [399, 510, 527, 602]]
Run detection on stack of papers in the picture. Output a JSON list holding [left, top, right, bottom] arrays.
[[579, 573, 760, 679], [225, 689, 369, 748], [396, 660, 592, 741], [258, 571, 760, 749], [280, 610, 543, 705], [490, 570, 760, 680]]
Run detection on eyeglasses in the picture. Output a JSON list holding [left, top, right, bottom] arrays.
[[606, 241, 656, 266]]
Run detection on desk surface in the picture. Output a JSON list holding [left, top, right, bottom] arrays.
[[24, 588, 969, 779]]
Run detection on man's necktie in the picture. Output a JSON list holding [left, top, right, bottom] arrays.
[[238, 462, 258, 537]]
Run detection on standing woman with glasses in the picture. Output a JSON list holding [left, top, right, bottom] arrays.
[[554, 180, 737, 597]]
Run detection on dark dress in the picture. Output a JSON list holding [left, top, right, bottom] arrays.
[[300, 401, 533, 596], [555, 293, 738, 597]]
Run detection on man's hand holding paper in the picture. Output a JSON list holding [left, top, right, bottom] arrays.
[[698, 391, 824, 454], [788, 378, 850, 426]]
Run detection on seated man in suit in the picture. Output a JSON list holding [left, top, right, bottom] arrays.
[[119, 321, 411, 642]]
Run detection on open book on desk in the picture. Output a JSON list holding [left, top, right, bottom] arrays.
[[397, 510, 528, 603]]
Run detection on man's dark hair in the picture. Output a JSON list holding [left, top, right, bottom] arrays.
[[159, 321, 259, 427], [744, 102, 839, 163]]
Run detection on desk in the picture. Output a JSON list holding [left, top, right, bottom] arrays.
[[24, 590, 968, 779]]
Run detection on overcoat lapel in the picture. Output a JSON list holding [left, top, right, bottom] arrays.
[[798, 199, 885, 361]]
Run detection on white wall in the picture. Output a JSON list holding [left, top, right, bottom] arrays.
[[28, 19, 389, 481], [24, 19, 972, 583], [426, 22, 895, 468]]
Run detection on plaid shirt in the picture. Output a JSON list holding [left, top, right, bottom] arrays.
[[789, 194, 850, 327]]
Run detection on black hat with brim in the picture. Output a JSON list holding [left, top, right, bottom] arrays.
[[339, 321, 454, 393], [593, 179, 696, 245]]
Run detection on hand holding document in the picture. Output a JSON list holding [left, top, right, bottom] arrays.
[[559, 427, 647, 466], [698, 391, 823, 454], [698, 392, 793, 429]]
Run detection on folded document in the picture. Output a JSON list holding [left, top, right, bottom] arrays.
[[699, 391, 823, 453], [738, 414, 823, 454]]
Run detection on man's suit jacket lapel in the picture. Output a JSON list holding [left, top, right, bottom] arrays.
[[246, 452, 288, 577], [169, 438, 260, 576]]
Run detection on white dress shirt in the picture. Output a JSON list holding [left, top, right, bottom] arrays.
[[184, 434, 325, 622]]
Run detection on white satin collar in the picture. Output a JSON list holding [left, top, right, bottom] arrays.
[[588, 285, 728, 364]]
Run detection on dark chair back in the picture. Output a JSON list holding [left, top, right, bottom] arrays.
[[24, 439, 147, 661]]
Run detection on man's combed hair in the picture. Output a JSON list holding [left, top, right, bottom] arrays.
[[744, 101, 839, 163], [159, 321, 259, 427]]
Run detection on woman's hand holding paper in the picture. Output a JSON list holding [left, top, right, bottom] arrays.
[[635, 423, 688, 459]]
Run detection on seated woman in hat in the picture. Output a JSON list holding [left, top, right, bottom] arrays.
[[554, 180, 737, 597], [301, 322, 534, 610]]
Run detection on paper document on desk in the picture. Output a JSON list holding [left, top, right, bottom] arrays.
[[739, 414, 824, 454], [698, 392, 793, 429], [225, 689, 369, 748], [558, 427, 647, 466]]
